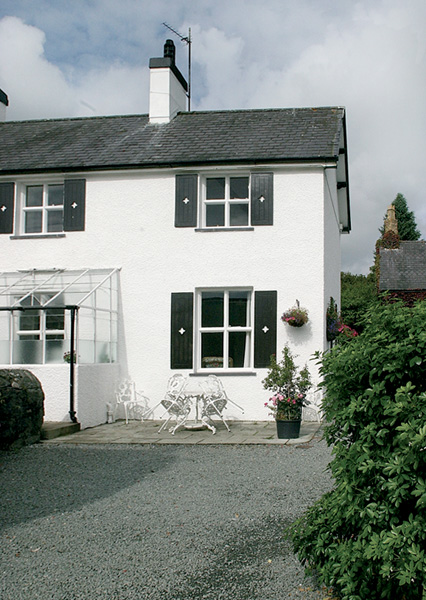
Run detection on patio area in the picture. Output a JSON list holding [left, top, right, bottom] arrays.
[[42, 419, 322, 445]]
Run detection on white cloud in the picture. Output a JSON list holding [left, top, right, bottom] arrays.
[[0, 16, 148, 119]]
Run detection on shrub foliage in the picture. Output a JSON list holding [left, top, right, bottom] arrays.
[[288, 300, 426, 600]]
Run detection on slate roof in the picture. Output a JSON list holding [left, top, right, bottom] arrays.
[[0, 107, 345, 174], [379, 241, 426, 290]]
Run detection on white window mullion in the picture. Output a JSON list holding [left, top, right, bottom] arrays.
[[223, 291, 229, 367], [224, 178, 230, 227], [8, 311, 13, 365], [42, 185, 47, 234], [40, 310, 46, 364]]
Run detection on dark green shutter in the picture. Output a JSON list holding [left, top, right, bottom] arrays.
[[254, 290, 277, 368], [0, 182, 15, 234], [64, 179, 86, 231], [251, 173, 273, 226], [175, 175, 198, 227], [171, 292, 194, 369]]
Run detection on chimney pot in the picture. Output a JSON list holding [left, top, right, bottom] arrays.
[[164, 39, 176, 63]]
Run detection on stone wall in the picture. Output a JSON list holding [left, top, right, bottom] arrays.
[[0, 370, 44, 450]]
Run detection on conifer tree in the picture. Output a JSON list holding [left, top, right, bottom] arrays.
[[380, 193, 421, 240]]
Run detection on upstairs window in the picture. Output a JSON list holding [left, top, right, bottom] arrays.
[[23, 184, 64, 234], [204, 176, 249, 227], [175, 172, 273, 229]]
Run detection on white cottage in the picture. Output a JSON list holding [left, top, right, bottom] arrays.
[[0, 41, 351, 428]]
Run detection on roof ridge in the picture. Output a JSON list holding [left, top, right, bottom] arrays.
[[0, 113, 149, 125], [0, 105, 345, 126]]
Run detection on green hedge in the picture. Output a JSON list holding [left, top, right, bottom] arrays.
[[288, 300, 426, 600]]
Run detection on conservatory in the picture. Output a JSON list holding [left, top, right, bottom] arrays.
[[0, 268, 121, 427]]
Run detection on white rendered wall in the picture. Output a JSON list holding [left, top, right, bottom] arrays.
[[76, 363, 121, 428], [18, 365, 70, 422], [324, 167, 342, 332], [0, 164, 342, 425]]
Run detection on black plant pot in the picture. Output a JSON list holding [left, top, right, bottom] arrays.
[[276, 419, 301, 439]]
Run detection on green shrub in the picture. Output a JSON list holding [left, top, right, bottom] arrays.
[[288, 300, 426, 600]]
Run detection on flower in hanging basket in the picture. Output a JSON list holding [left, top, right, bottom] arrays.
[[281, 301, 308, 328]]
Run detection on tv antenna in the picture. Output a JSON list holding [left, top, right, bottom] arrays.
[[163, 22, 192, 111]]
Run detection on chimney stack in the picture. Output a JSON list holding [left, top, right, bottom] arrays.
[[0, 89, 8, 121], [384, 204, 398, 235], [149, 40, 188, 124]]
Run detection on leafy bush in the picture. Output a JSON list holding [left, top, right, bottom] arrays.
[[288, 300, 426, 600]]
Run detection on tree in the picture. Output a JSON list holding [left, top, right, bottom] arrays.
[[380, 193, 421, 240], [287, 300, 426, 600], [340, 271, 376, 333]]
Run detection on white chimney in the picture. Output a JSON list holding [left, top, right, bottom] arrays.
[[0, 89, 8, 121], [149, 40, 188, 124]]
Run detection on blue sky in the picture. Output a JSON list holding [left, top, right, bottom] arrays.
[[0, 0, 425, 274]]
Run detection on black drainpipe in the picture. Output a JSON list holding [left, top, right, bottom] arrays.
[[69, 306, 79, 423]]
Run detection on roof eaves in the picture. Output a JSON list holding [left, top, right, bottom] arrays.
[[0, 155, 340, 176]]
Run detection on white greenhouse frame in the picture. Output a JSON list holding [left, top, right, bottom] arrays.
[[0, 268, 120, 367]]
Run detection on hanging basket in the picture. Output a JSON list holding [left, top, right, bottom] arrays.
[[281, 300, 308, 328]]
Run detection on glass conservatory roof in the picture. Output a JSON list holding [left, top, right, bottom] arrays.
[[0, 268, 119, 309]]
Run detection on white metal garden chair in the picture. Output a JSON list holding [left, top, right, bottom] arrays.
[[114, 378, 151, 424], [199, 374, 244, 434], [156, 374, 192, 435], [302, 389, 323, 422]]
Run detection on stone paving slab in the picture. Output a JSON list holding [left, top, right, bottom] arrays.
[[42, 419, 322, 445]]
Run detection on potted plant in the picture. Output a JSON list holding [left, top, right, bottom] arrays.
[[63, 351, 77, 364], [262, 345, 312, 439], [326, 297, 358, 345], [281, 300, 308, 328], [326, 297, 340, 341]]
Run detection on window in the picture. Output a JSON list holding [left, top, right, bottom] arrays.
[[22, 184, 64, 234], [174, 172, 273, 228], [199, 289, 252, 369], [204, 176, 249, 227], [13, 294, 65, 364], [170, 290, 277, 370], [0, 178, 86, 237]]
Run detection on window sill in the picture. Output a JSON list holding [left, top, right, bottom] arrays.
[[189, 371, 257, 377], [10, 234, 66, 240], [195, 227, 254, 233]]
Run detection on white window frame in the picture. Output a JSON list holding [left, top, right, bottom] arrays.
[[195, 287, 253, 372], [201, 174, 250, 228], [17, 181, 64, 235]]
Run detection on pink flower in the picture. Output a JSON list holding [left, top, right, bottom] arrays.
[[292, 400, 296, 404]]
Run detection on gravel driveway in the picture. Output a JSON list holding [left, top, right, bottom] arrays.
[[0, 434, 334, 600]]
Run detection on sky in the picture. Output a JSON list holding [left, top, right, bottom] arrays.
[[0, 0, 424, 275]]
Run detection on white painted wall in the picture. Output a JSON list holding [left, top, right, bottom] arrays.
[[14, 365, 70, 422], [76, 363, 121, 428], [0, 163, 343, 426]]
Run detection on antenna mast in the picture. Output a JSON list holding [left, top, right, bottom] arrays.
[[163, 22, 192, 111]]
